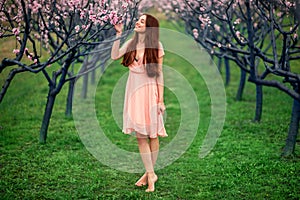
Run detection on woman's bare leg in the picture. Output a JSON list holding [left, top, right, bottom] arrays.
[[136, 132, 154, 172], [145, 171, 158, 192], [135, 133, 159, 191], [135, 172, 148, 186], [145, 137, 159, 192], [135, 137, 160, 187], [150, 137, 159, 166]]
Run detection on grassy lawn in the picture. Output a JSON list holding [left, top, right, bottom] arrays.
[[1, 20, 300, 199]]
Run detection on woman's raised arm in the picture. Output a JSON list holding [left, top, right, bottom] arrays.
[[111, 24, 130, 60]]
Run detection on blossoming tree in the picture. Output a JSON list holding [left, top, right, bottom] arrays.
[[0, 0, 140, 143], [150, 0, 300, 157]]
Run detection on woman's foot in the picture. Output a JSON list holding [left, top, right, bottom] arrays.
[[145, 173, 158, 192], [135, 173, 148, 187]]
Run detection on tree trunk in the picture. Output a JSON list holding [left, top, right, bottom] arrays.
[[81, 71, 88, 99], [65, 78, 75, 117], [224, 57, 230, 86], [281, 98, 300, 157], [91, 69, 96, 85], [236, 68, 246, 101], [101, 61, 105, 73], [39, 50, 75, 143], [254, 84, 263, 122], [40, 89, 56, 143], [209, 54, 214, 66], [217, 57, 222, 72]]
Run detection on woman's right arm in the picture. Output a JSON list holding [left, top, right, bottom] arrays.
[[111, 31, 122, 60], [111, 24, 129, 60]]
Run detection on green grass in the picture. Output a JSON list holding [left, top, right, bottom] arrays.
[[1, 20, 300, 199]]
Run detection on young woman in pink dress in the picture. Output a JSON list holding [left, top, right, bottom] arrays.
[[111, 14, 167, 192]]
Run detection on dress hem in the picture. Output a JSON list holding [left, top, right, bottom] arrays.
[[122, 129, 168, 138]]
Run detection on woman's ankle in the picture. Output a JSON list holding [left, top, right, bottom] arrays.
[[147, 171, 155, 176], [147, 171, 157, 180]]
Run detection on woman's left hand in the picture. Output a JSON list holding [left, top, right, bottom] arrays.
[[158, 103, 166, 115]]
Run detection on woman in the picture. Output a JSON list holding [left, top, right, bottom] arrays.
[[111, 14, 167, 192]]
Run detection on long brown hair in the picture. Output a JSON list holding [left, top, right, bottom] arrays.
[[121, 14, 160, 77]]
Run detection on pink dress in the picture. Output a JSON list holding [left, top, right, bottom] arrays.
[[122, 42, 168, 138]]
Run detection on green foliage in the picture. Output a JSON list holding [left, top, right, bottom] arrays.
[[0, 21, 299, 199]]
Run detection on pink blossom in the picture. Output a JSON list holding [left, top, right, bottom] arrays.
[[234, 18, 241, 25], [12, 27, 20, 36], [89, 14, 97, 22], [63, 12, 69, 19], [122, 3, 128, 9], [108, 11, 119, 25], [102, 15, 109, 22], [193, 28, 199, 38], [80, 10, 85, 19], [75, 25, 80, 33], [34, 33, 41, 39], [31, 1, 42, 13], [214, 24, 220, 32], [286, 1, 294, 8], [294, 33, 298, 39], [110, 16, 119, 25], [277, 12, 282, 17], [13, 49, 20, 54], [84, 24, 90, 31], [101, 10, 108, 15]]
